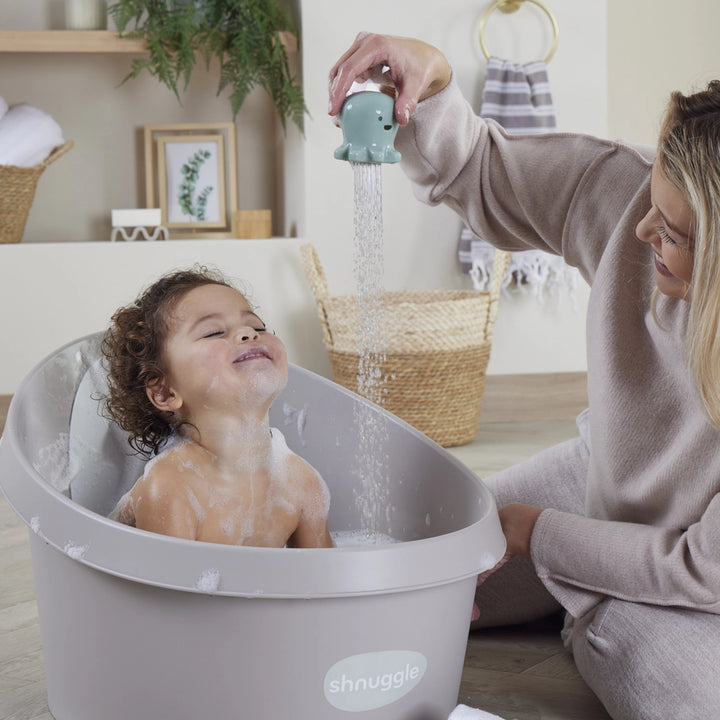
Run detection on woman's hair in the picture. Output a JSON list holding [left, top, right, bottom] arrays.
[[101, 266, 237, 455], [656, 80, 720, 427]]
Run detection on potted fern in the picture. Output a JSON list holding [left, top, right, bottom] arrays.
[[108, 0, 306, 132]]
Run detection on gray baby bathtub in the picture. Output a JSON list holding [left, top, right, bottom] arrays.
[[0, 333, 505, 720]]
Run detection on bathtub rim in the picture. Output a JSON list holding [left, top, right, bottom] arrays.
[[0, 333, 506, 599]]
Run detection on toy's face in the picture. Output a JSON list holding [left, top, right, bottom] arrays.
[[334, 92, 401, 164]]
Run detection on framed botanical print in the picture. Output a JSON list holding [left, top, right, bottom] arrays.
[[144, 123, 237, 238]]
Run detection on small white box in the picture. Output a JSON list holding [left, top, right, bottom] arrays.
[[111, 209, 162, 227]]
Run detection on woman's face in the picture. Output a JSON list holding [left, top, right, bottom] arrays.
[[635, 161, 695, 301]]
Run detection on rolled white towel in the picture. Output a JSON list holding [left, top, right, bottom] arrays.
[[448, 705, 507, 720], [0, 103, 65, 167]]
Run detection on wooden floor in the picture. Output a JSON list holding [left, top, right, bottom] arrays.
[[0, 377, 611, 720]]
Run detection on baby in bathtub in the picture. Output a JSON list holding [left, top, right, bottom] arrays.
[[102, 267, 333, 549]]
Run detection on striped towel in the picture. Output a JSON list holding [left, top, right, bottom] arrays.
[[480, 57, 556, 133], [458, 57, 577, 304]]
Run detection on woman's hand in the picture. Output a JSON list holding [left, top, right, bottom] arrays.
[[328, 32, 452, 126], [498, 503, 543, 558]]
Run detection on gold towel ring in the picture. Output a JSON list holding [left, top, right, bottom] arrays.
[[479, 0, 560, 64]]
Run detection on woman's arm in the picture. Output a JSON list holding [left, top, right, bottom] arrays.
[[330, 32, 652, 279], [397, 75, 651, 269], [499, 503, 544, 557], [531, 495, 720, 617]]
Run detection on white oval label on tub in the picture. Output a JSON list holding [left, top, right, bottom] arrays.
[[323, 650, 427, 712]]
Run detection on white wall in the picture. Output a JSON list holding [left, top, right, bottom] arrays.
[[0, 240, 322, 394], [606, 0, 720, 145]]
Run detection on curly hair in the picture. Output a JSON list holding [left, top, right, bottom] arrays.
[[101, 267, 236, 456]]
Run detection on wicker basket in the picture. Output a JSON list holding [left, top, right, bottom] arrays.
[[0, 140, 74, 244], [301, 243, 511, 447]]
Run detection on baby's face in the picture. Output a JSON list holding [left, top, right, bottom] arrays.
[[159, 283, 288, 417]]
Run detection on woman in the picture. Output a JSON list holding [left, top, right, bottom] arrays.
[[330, 33, 720, 719]]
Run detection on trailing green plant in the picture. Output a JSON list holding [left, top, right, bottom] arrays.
[[109, 0, 306, 132]]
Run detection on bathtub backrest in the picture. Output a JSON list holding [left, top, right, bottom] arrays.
[[5, 334, 142, 508], [68, 356, 145, 516]]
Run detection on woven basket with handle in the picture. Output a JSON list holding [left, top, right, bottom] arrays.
[[0, 140, 74, 244], [301, 243, 511, 447]]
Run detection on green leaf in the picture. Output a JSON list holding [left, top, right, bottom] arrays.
[[108, 0, 306, 132]]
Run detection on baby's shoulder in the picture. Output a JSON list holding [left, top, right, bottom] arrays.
[[269, 428, 325, 486], [140, 441, 205, 493], [148, 437, 204, 469], [281, 450, 327, 500], [286, 454, 330, 516], [286, 450, 321, 478], [127, 440, 204, 539]]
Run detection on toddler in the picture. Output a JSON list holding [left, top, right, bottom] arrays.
[[102, 267, 333, 549]]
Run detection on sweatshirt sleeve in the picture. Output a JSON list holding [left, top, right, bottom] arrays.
[[395, 76, 651, 281], [531, 496, 720, 618]]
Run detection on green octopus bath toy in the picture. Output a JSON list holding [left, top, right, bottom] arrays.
[[334, 91, 401, 164]]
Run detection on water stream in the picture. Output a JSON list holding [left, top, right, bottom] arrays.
[[351, 161, 390, 536]]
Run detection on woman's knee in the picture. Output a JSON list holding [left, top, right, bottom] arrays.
[[570, 600, 720, 720], [471, 556, 560, 629], [484, 436, 589, 513]]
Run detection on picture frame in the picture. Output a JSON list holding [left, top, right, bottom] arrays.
[[144, 123, 238, 239]]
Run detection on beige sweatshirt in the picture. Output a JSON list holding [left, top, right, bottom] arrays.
[[396, 77, 720, 618]]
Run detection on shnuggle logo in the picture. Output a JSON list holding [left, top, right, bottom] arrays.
[[323, 650, 427, 712]]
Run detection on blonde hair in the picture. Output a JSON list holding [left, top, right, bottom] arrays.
[[657, 80, 720, 426]]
